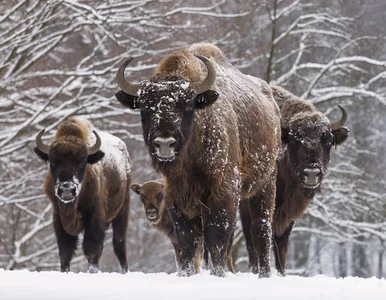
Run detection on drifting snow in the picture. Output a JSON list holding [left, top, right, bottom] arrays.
[[1, 270, 386, 300]]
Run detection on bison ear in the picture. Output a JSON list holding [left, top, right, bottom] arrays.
[[333, 126, 349, 146], [281, 127, 290, 144], [87, 150, 105, 164], [195, 90, 219, 109], [115, 90, 139, 110], [130, 184, 141, 195], [34, 147, 49, 162]]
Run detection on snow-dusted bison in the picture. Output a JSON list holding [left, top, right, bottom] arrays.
[[272, 86, 349, 275], [115, 43, 280, 277], [34, 117, 131, 273], [131, 180, 235, 273]]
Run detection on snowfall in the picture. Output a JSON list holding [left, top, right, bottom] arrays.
[[1, 269, 386, 300]]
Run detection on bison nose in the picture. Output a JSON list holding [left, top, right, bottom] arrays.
[[153, 137, 177, 159], [56, 182, 77, 203], [146, 208, 158, 220], [302, 168, 321, 187]]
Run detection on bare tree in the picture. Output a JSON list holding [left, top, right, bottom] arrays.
[[0, 0, 385, 277]]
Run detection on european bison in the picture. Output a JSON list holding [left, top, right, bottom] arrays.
[[116, 43, 281, 277], [34, 117, 131, 273], [131, 180, 235, 273], [272, 86, 348, 275]]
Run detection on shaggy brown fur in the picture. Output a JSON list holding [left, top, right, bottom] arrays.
[[116, 43, 281, 277], [34, 117, 131, 273], [271, 85, 349, 275], [131, 180, 235, 273]]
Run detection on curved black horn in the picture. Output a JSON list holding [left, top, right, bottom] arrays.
[[87, 130, 102, 155], [116, 58, 140, 96], [35, 129, 50, 154], [330, 105, 348, 130], [191, 55, 216, 95]]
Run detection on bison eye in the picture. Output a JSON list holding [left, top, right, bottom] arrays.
[[140, 196, 146, 204], [322, 131, 333, 145], [156, 192, 163, 203]]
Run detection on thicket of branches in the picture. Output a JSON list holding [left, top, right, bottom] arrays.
[[0, 0, 385, 277]]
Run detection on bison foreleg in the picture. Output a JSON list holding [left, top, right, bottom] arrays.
[[168, 205, 202, 277], [83, 222, 105, 273], [204, 204, 236, 277], [273, 220, 295, 276], [112, 193, 130, 274], [53, 214, 78, 272]]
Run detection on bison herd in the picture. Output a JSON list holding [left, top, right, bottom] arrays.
[[34, 43, 349, 277]]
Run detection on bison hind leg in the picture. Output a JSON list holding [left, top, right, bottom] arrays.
[[112, 192, 130, 274], [239, 200, 259, 274]]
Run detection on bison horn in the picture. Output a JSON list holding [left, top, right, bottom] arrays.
[[35, 129, 50, 154], [191, 55, 216, 95], [330, 105, 347, 130], [87, 130, 102, 155], [116, 58, 140, 96]]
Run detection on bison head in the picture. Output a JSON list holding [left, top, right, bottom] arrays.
[[115, 56, 218, 172], [281, 105, 349, 192], [131, 181, 165, 225], [34, 129, 104, 203]]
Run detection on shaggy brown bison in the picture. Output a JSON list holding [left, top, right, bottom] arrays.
[[34, 117, 131, 273], [115, 43, 281, 277], [273, 85, 348, 275], [131, 180, 235, 273]]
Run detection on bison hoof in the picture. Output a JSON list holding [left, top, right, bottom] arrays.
[[258, 269, 271, 278], [177, 265, 196, 277], [60, 266, 70, 273], [87, 264, 100, 274], [210, 266, 226, 277], [250, 265, 259, 275], [120, 266, 128, 274]]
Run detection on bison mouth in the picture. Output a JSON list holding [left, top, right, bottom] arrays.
[[146, 209, 161, 225], [55, 179, 81, 204], [301, 182, 320, 189], [300, 167, 323, 190], [152, 136, 179, 161]]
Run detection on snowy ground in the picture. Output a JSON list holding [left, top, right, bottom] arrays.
[[1, 269, 385, 300]]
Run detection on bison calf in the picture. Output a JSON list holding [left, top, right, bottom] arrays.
[[34, 117, 131, 273], [131, 180, 235, 273], [272, 86, 349, 275]]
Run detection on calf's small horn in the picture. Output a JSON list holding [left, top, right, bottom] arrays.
[[35, 129, 50, 154], [116, 58, 140, 96], [330, 105, 347, 130], [191, 55, 216, 95], [87, 130, 102, 155]]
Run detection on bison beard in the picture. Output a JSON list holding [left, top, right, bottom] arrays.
[[116, 43, 281, 277]]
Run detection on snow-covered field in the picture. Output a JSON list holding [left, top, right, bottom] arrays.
[[1, 269, 385, 300]]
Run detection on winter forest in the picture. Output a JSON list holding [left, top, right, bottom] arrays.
[[0, 0, 386, 279]]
